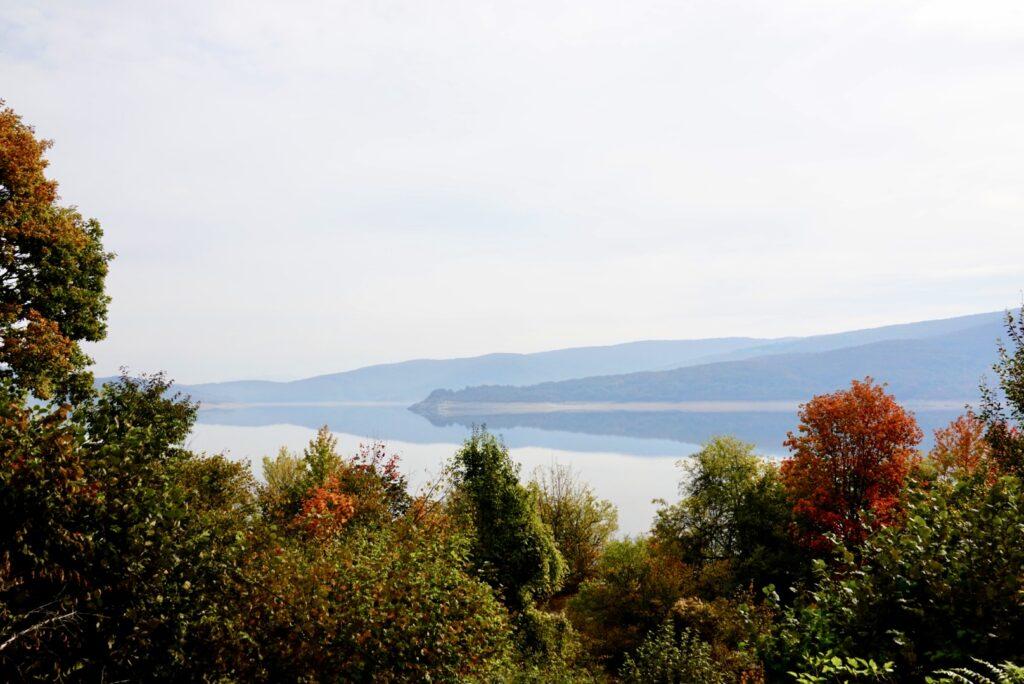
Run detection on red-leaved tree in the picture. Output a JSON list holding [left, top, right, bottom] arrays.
[[780, 378, 922, 551]]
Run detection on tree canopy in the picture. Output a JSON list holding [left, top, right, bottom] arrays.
[[0, 102, 111, 402]]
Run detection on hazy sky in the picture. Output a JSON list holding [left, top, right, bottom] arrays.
[[3, 1, 1023, 383]]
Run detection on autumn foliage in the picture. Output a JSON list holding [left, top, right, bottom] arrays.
[[297, 475, 357, 538], [930, 413, 995, 482], [780, 378, 923, 551], [0, 102, 111, 402]]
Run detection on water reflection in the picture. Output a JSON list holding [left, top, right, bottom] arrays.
[[197, 402, 960, 455], [190, 402, 963, 536]]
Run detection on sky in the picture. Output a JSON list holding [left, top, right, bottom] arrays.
[[2, 1, 1023, 383]]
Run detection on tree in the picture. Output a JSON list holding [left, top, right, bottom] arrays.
[[0, 102, 111, 402], [979, 307, 1024, 476], [0, 375, 256, 679], [780, 378, 922, 551], [260, 428, 410, 531], [769, 475, 1024, 679], [929, 412, 994, 481], [569, 537, 686, 668], [529, 463, 618, 596], [451, 428, 564, 609], [653, 436, 801, 594]]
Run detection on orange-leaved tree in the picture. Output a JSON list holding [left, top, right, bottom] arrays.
[[930, 412, 995, 482], [780, 378, 922, 551]]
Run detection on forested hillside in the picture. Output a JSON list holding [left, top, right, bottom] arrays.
[[415, 321, 1003, 409]]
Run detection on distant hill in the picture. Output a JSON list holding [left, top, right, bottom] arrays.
[[657, 310, 1004, 368], [152, 310, 1005, 405], [173, 337, 770, 403], [412, 318, 1006, 410]]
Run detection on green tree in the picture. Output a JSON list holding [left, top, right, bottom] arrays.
[[529, 462, 618, 596], [767, 474, 1024, 679], [0, 102, 111, 402], [451, 428, 565, 609], [569, 537, 686, 668], [0, 374, 256, 679], [980, 307, 1024, 476], [654, 436, 802, 595]]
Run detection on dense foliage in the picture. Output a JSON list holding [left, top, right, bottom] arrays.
[[654, 436, 803, 595], [0, 102, 111, 403], [781, 378, 922, 550], [529, 463, 617, 596], [451, 428, 565, 610], [2, 103, 1024, 680]]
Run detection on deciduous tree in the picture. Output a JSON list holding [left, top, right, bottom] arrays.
[[930, 412, 994, 481], [0, 102, 111, 402], [654, 436, 802, 593], [980, 307, 1024, 476], [780, 378, 922, 551], [529, 463, 617, 595]]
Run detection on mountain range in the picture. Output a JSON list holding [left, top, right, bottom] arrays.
[[170, 310, 1007, 409]]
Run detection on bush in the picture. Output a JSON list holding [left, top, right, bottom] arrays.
[[0, 375, 256, 679], [619, 619, 729, 684], [240, 524, 514, 682], [932, 660, 1024, 684], [767, 474, 1024, 678]]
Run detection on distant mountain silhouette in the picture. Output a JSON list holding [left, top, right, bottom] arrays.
[[413, 315, 1006, 410], [172, 338, 771, 403], [147, 310, 1005, 405]]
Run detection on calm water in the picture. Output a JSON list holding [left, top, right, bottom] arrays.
[[189, 402, 962, 536]]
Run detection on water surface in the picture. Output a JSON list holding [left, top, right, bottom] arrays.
[[189, 401, 961, 536]]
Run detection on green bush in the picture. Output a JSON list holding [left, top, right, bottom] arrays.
[[240, 524, 514, 682], [0, 375, 256, 679], [619, 619, 729, 684], [767, 474, 1024, 678], [932, 660, 1024, 684]]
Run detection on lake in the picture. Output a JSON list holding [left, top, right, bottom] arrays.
[[188, 401, 964, 536]]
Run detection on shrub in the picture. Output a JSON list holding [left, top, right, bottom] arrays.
[[0, 375, 256, 679], [932, 660, 1024, 684], [789, 652, 895, 683], [767, 475, 1024, 678], [240, 524, 514, 682], [619, 619, 729, 684]]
